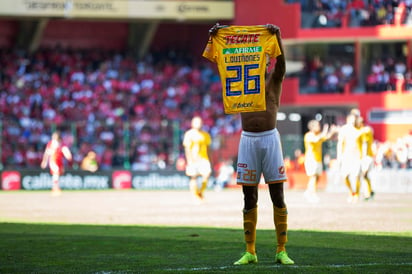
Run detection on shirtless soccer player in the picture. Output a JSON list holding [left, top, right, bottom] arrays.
[[205, 23, 294, 265]]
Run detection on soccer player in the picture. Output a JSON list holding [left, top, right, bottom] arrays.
[[206, 24, 294, 265], [337, 113, 363, 203], [358, 116, 375, 200], [182, 116, 212, 202], [40, 131, 72, 196], [303, 119, 337, 203]]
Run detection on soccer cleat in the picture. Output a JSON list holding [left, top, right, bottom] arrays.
[[275, 251, 294, 265], [347, 192, 359, 203], [364, 191, 375, 201], [233, 252, 258, 265], [51, 187, 62, 196]]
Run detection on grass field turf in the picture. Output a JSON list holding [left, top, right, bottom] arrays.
[[1, 223, 411, 273], [0, 189, 411, 273]]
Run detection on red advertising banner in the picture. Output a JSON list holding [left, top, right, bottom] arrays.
[[112, 170, 132, 189], [1, 171, 21, 190]]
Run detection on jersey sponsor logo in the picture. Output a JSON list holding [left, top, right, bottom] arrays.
[[225, 34, 261, 44], [223, 46, 262, 55], [232, 102, 253, 109], [278, 166, 285, 175], [237, 163, 247, 168]]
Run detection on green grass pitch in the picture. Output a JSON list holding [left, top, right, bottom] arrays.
[[0, 223, 411, 273]]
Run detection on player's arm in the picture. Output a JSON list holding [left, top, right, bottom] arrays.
[[326, 124, 338, 140], [183, 134, 193, 164], [336, 131, 344, 162], [62, 146, 72, 162], [40, 148, 50, 169], [267, 24, 285, 83]]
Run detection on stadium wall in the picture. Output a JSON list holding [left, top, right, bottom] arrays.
[[0, 20, 18, 47], [0, 169, 191, 191], [1, 169, 411, 192], [40, 20, 128, 49]]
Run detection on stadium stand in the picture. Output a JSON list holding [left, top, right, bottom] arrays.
[[0, 0, 411, 171]]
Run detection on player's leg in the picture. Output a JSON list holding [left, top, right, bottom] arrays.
[[304, 159, 317, 192], [186, 164, 202, 201], [362, 158, 375, 200], [198, 160, 211, 199], [234, 185, 258, 265], [189, 176, 201, 200], [198, 174, 209, 199], [344, 175, 355, 202], [269, 183, 294, 265], [51, 173, 62, 196], [351, 161, 362, 203], [50, 163, 62, 196], [305, 174, 320, 203], [242, 186, 258, 255], [234, 131, 260, 265]]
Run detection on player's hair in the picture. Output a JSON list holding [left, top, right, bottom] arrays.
[[52, 130, 62, 141], [307, 119, 319, 130], [350, 108, 361, 117]]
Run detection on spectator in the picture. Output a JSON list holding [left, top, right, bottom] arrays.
[[80, 151, 99, 172]]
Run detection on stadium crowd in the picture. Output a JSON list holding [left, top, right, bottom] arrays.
[[1, 46, 411, 171], [301, 55, 356, 93], [0, 47, 242, 170], [288, 0, 412, 28], [1, 1, 412, 171], [300, 54, 411, 94], [365, 57, 412, 92]]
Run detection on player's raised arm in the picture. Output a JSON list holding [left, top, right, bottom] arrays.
[[270, 25, 286, 82]]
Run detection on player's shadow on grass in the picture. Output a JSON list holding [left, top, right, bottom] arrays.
[[0, 223, 411, 273]]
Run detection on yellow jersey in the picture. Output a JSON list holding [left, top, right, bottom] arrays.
[[304, 132, 327, 163], [183, 129, 211, 161], [202, 25, 281, 114], [361, 125, 374, 157]]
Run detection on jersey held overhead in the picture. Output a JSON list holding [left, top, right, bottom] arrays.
[[202, 25, 281, 114]]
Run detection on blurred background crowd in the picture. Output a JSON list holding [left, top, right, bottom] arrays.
[[0, 47, 242, 170], [288, 0, 412, 28], [1, 0, 412, 172], [1, 46, 411, 171]]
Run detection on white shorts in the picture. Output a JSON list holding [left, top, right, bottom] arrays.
[[236, 128, 287, 185], [361, 156, 373, 173], [304, 158, 323, 176], [185, 159, 211, 177], [340, 156, 361, 178]]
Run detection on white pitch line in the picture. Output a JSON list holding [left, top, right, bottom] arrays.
[[163, 261, 412, 272]]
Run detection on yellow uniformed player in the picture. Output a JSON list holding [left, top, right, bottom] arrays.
[[303, 120, 337, 203], [183, 116, 212, 202], [358, 116, 375, 200], [206, 23, 294, 266], [337, 113, 363, 203], [202, 24, 281, 114]]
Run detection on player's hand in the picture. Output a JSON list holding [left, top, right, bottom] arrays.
[[329, 124, 338, 134], [209, 22, 221, 36], [265, 24, 280, 35]]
